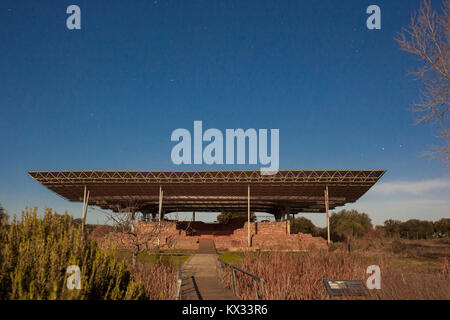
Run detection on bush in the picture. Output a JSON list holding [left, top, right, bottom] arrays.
[[290, 217, 316, 235], [0, 207, 148, 300], [392, 240, 406, 254], [434, 218, 450, 238], [383, 218, 439, 239], [330, 210, 373, 242], [217, 211, 255, 224], [0, 203, 7, 226], [328, 242, 344, 252]]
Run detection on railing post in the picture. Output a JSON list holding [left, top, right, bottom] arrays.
[[176, 258, 182, 300], [260, 278, 266, 299], [253, 279, 259, 300], [218, 257, 264, 300], [233, 269, 239, 297], [217, 259, 222, 278], [230, 272, 235, 295]]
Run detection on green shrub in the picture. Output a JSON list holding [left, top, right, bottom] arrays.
[[217, 211, 256, 224], [328, 242, 344, 252], [330, 209, 373, 242], [290, 217, 317, 235], [0, 207, 147, 300]]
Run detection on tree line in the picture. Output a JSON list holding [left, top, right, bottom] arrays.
[[383, 218, 449, 239], [290, 209, 449, 241]]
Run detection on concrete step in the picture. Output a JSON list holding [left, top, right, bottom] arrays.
[[198, 238, 217, 254]]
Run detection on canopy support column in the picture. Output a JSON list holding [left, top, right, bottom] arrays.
[[248, 185, 251, 247], [325, 186, 330, 245], [81, 185, 90, 240], [158, 186, 163, 247], [193, 211, 195, 222]]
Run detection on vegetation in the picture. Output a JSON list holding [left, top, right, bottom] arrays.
[[391, 240, 407, 254], [383, 218, 449, 239], [218, 251, 245, 264], [330, 210, 373, 240], [101, 204, 179, 269], [0, 203, 8, 226], [291, 209, 374, 248], [292, 210, 448, 242], [395, 0, 449, 165], [1, 203, 448, 300], [0, 207, 178, 300], [290, 217, 317, 235], [217, 211, 256, 224], [219, 248, 450, 300], [435, 218, 450, 237]]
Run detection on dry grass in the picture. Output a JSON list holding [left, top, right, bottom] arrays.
[[112, 249, 181, 300], [219, 250, 450, 300], [131, 262, 177, 300]]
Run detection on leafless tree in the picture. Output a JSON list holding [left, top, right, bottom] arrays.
[[103, 202, 177, 268], [395, 0, 449, 165]]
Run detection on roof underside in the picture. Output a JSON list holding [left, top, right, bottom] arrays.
[[28, 170, 385, 214]]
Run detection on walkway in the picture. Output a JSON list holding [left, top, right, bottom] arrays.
[[180, 239, 238, 300]]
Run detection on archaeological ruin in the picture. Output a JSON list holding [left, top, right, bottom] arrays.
[[28, 170, 385, 250]]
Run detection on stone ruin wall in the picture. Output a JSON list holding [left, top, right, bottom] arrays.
[[94, 218, 328, 251]]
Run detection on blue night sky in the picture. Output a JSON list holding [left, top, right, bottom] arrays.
[[0, 0, 448, 226]]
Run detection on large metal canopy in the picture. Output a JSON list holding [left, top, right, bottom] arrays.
[[28, 170, 385, 215]]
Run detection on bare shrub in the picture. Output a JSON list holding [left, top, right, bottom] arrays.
[[131, 261, 177, 300]]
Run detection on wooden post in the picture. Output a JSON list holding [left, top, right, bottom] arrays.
[[158, 186, 163, 247], [325, 186, 330, 245], [248, 185, 251, 247], [193, 211, 195, 222]]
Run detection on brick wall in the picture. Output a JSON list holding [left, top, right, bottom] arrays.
[[93, 217, 327, 251]]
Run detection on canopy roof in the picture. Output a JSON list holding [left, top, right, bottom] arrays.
[[28, 170, 385, 214]]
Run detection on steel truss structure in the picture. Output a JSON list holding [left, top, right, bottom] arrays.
[[28, 170, 385, 216]]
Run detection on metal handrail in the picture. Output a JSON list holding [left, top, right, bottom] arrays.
[[217, 257, 266, 300], [175, 258, 182, 300]]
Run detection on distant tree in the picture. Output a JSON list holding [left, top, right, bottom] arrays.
[[400, 219, 435, 239], [291, 217, 317, 235], [384, 218, 448, 239], [330, 209, 373, 241], [395, 0, 449, 165], [336, 216, 365, 251], [217, 211, 256, 224], [434, 218, 450, 237], [384, 219, 403, 237], [315, 227, 328, 240]]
